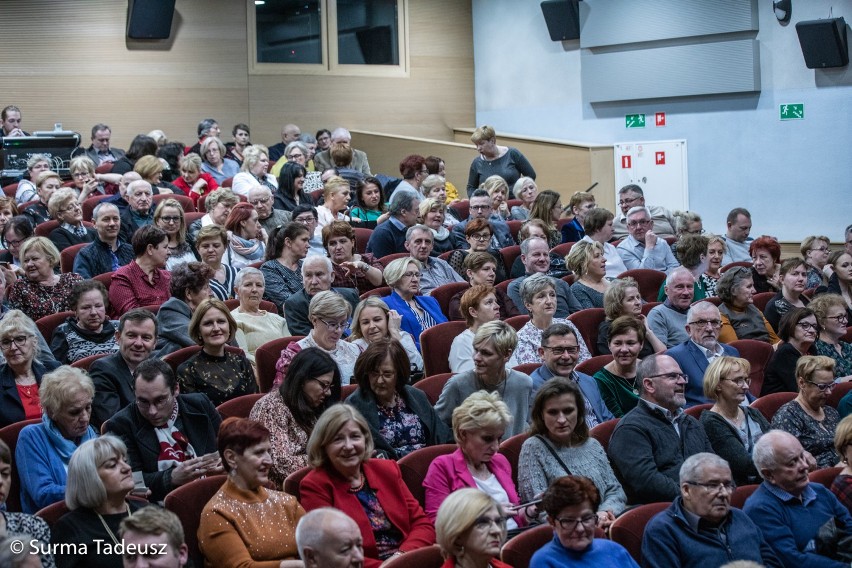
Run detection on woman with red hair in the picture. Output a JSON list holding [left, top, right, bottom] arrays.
[[225, 202, 267, 271], [750, 236, 782, 293]]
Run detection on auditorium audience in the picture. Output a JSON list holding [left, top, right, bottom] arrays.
[[467, 125, 536, 196], [68, 156, 106, 201], [598, 277, 666, 357], [581, 207, 629, 279], [316, 175, 357, 236], [509, 220, 570, 279], [716, 265, 780, 345], [435, 489, 512, 568], [594, 315, 645, 418], [323, 221, 383, 294], [155, 261, 213, 356], [231, 267, 289, 366], [722, 207, 754, 265], [749, 235, 782, 293], [449, 285, 501, 374], [50, 279, 118, 364], [47, 188, 96, 251], [382, 257, 447, 351], [260, 222, 309, 313], [810, 293, 852, 380], [313, 128, 371, 175], [348, 297, 422, 376], [9, 237, 82, 322], [764, 257, 810, 331], [763, 308, 819, 395], [154, 198, 197, 270], [567, 240, 610, 309]]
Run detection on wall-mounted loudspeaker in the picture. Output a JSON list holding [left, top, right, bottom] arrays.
[[541, 0, 580, 42], [795, 17, 848, 69], [127, 0, 176, 40]]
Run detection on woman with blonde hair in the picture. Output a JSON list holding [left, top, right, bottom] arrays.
[[481, 175, 511, 220], [231, 144, 277, 198], [154, 198, 197, 269], [68, 155, 106, 201], [528, 189, 562, 247], [133, 154, 180, 195], [419, 197, 455, 255], [810, 293, 852, 380], [703, 233, 727, 297], [435, 488, 512, 568], [315, 175, 359, 237], [200, 136, 240, 185], [382, 257, 447, 352], [348, 296, 422, 376], [831, 415, 852, 512], [172, 153, 219, 206], [47, 187, 96, 251], [567, 240, 610, 309], [467, 125, 536, 197], [9, 236, 82, 322]]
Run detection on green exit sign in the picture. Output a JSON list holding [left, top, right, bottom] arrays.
[[780, 103, 804, 120], [625, 114, 646, 128]]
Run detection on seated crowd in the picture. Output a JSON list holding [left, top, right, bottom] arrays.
[[0, 111, 851, 567]]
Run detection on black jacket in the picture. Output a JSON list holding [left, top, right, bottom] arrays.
[[0, 360, 61, 428], [89, 352, 137, 429]]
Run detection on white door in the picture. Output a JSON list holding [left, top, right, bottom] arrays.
[[613, 140, 688, 211]]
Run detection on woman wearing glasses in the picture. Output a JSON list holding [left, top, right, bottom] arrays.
[[531, 475, 638, 568], [810, 294, 852, 381], [763, 308, 819, 396], [716, 266, 780, 345], [446, 218, 508, 284], [700, 356, 770, 485], [68, 156, 106, 201], [771, 355, 840, 469], [154, 198, 197, 270], [382, 257, 447, 352], [435, 488, 513, 568], [47, 187, 96, 251]]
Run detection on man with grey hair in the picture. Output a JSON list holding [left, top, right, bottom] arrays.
[[608, 354, 713, 504], [366, 188, 421, 258], [647, 267, 696, 348], [666, 301, 740, 407], [642, 453, 782, 568], [611, 184, 676, 240], [508, 237, 582, 318], [297, 508, 365, 568], [74, 123, 126, 165], [617, 205, 680, 272], [284, 255, 358, 335], [118, 179, 156, 243], [451, 189, 515, 250], [744, 430, 852, 567], [248, 183, 290, 235], [313, 127, 372, 175], [105, 170, 142, 211], [405, 224, 464, 295], [74, 201, 135, 278]]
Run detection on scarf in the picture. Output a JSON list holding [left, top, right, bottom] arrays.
[[42, 414, 98, 464], [228, 232, 264, 261], [430, 226, 450, 242], [155, 400, 197, 471]]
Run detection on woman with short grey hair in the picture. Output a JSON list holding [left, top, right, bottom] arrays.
[[200, 136, 240, 185], [716, 266, 780, 344], [232, 267, 289, 367], [382, 257, 447, 352], [15, 153, 50, 204]]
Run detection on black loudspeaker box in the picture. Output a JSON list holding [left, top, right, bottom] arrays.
[[795, 17, 849, 69], [127, 0, 176, 40], [541, 0, 580, 42]]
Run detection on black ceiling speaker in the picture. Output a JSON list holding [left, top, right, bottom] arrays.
[[541, 0, 580, 42], [795, 17, 849, 69], [127, 0, 176, 40]]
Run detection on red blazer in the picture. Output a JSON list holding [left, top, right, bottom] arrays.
[[441, 557, 512, 568], [300, 459, 436, 568]]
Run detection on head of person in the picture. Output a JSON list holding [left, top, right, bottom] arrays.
[[188, 298, 236, 351], [25, 154, 50, 182], [541, 475, 601, 552], [4, 215, 32, 260], [302, 255, 334, 296], [387, 188, 421, 227], [241, 144, 270, 177], [481, 176, 509, 208], [149, 132, 169, 149], [663, 267, 696, 310], [607, 315, 645, 367], [405, 224, 434, 262], [322, 175, 351, 213], [232, 123, 251, 146], [197, 118, 220, 140], [703, 356, 751, 406], [281, 347, 341, 424], [384, 257, 422, 299], [0, 535, 41, 568], [472, 320, 518, 378], [224, 202, 260, 240], [0, 310, 39, 368], [468, 189, 493, 220], [286, 141, 310, 166], [463, 251, 499, 287], [753, 430, 810, 496], [749, 236, 781, 276], [679, 453, 734, 524], [777, 257, 808, 297], [133, 155, 165, 185], [126, 135, 158, 161], [278, 161, 308, 198], [617, 184, 646, 215], [350, 297, 394, 343], [685, 301, 723, 350], [90, 201, 121, 243], [421, 174, 447, 204], [133, 358, 179, 428], [777, 306, 820, 346], [217, 417, 272, 490], [281, 123, 301, 144], [266, 222, 310, 262], [117, 308, 158, 368], [520, 272, 557, 318], [307, 403, 374, 473], [829, 250, 852, 285], [315, 128, 332, 150], [40, 366, 95, 440], [538, 323, 582, 378], [459, 284, 500, 328], [120, 506, 188, 568], [247, 184, 274, 220], [154, 198, 187, 242], [126, 180, 154, 214], [200, 136, 226, 167], [204, 188, 239, 226], [329, 142, 352, 169], [418, 197, 446, 231], [355, 176, 384, 212], [569, 192, 596, 223], [436, 488, 506, 565], [835, 415, 852, 472], [529, 377, 589, 446], [89, 124, 112, 152], [20, 236, 60, 282], [35, 170, 62, 205], [48, 187, 83, 226], [118, 171, 142, 199], [66, 435, 133, 510], [70, 279, 110, 332], [726, 208, 752, 243], [309, 290, 352, 351], [529, 190, 562, 228], [637, 354, 687, 412], [169, 261, 213, 309], [673, 210, 704, 237], [0, 197, 18, 232], [566, 240, 605, 280], [795, 354, 835, 410], [470, 125, 497, 156], [583, 207, 615, 242], [520, 236, 550, 275], [676, 234, 710, 272], [706, 234, 727, 273], [603, 277, 641, 320], [626, 206, 653, 241], [177, 153, 203, 186], [300, 133, 317, 160], [424, 155, 446, 177], [452, 390, 512, 463], [292, 203, 319, 236], [69, 155, 97, 190], [297, 508, 364, 568], [353, 338, 411, 406], [1, 105, 22, 136], [195, 224, 229, 267], [464, 218, 493, 253], [716, 266, 755, 310], [809, 293, 849, 339], [233, 267, 265, 311], [514, 176, 538, 206], [800, 235, 831, 272]]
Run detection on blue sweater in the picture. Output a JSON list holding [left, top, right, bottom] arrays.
[[642, 497, 782, 568], [743, 482, 852, 568], [530, 535, 638, 568]]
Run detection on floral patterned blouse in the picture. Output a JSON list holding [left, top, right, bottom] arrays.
[[771, 399, 840, 469], [354, 483, 403, 560], [249, 390, 312, 489], [377, 396, 426, 458], [511, 318, 591, 366], [814, 339, 852, 379], [9, 273, 83, 322]]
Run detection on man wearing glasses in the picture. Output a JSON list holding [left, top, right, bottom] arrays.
[[617, 206, 680, 272], [642, 453, 782, 568], [451, 189, 515, 250], [248, 184, 290, 235], [611, 184, 676, 240], [106, 358, 222, 502], [283, 255, 358, 336], [667, 301, 740, 407], [608, 354, 713, 504]]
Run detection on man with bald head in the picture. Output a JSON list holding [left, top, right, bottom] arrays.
[[248, 183, 290, 234], [608, 354, 713, 504], [313, 127, 371, 175], [268, 123, 302, 161], [297, 508, 364, 568], [666, 301, 740, 407], [647, 267, 697, 348]]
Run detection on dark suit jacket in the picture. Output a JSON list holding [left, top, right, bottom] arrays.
[[283, 287, 360, 336], [0, 360, 61, 428], [90, 352, 136, 429], [118, 205, 156, 244], [106, 393, 221, 501], [666, 340, 739, 407], [73, 145, 126, 165], [48, 225, 97, 252]]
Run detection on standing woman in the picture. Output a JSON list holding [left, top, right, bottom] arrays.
[[9, 237, 82, 322], [810, 294, 852, 381], [449, 285, 502, 374], [382, 257, 448, 352], [528, 190, 562, 248], [348, 297, 423, 376], [225, 202, 267, 271], [231, 144, 277, 198], [764, 258, 810, 332], [762, 307, 819, 395], [435, 489, 512, 568], [510, 177, 538, 220], [177, 298, 257, 407], [231, 267, 290, 366], [467, 125, 536, 197], [593, 316, 645, 418], [154, 198, 197, 270], [703, 234, 727, 297], [200, 136, 240, 185], [195, 225, 236, 300], [259, 223, 310, 313], [567, 240, 610, 309], [275, 161, 311, 212]]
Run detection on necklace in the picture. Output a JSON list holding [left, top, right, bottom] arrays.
[[97, 504, 131, 545], [348, 471, 365, 493]]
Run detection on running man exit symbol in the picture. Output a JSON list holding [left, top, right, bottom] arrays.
[[625, 114, 645, 128], [655, 152, 665, 165], [780, 104, 804, 120]]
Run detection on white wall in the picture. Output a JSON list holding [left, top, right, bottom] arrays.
[[472, 0, 852, 241]]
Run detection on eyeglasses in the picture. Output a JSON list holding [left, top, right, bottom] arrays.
[[249, 196, 271, 206], [811, 246, 830, 253], [646, 372, 689, 382], [796, 321, 820, 331], [542, 346, 580, 356], [627, 219, 651, 227], [469, 233, 491, 242], [688, 319, 722, 329], [135, 393, 173, 410], [312, 377, 334, 393], [72, 172, 91, 179], [826, 313, 849, 323], [685, 480, 736, 493], [318, 319, 347, 332], [721, 376, 751, 387], [0, 335, 30, 350], [369, 371, 396, 381], [618, 196, 641, 206], [159, 216, 181, 224], [806, 380, 835, 392], [473, 516, 507, 531], [294, 216, 316, 224], [5, 238, 23, 247], [59, 203, 83, 213], [402, 271, 422, 279], [553, 514, 597, 531], [288, 153, 305, 159]]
